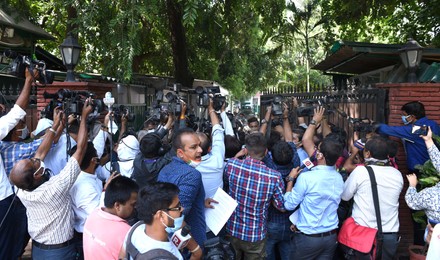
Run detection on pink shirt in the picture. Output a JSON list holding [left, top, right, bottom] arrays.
[[83, 207, 131, 260]]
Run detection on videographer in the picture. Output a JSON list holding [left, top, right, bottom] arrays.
[[131, 111, 175, 189], [0, 69, 41, 259], [9, 99, 93, 259], [196, 98, 228, 202]]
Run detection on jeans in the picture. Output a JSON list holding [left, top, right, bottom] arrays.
[[266, 222, 293, 260], [292, 232, 338, 260], [32, 243, 77, 260], [229, 235, 267, 260]]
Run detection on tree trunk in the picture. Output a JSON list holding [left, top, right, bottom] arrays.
[[166, 0, 194, 89], [66, 6, 78, 37]]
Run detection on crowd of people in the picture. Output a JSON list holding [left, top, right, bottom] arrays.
[[0, 72, 439, 260]]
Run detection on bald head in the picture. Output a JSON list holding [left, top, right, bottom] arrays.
[[10, 158, 47, 191]]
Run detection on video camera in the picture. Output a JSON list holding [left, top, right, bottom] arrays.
[[43, 89, 105, 118], [296, 99, 335, 117], [261, 95, 284, 116], [3, 50, 54, 84], [112, 105, 135, 124], [195, 86, 226, 111]]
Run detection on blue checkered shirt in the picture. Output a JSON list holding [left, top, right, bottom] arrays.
[[0, 139, 44, 176]]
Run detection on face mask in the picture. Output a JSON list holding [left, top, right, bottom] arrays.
[[17, 126, 29, 140], [32, 160, 50, 182], [401, 115, 412, 125], [161, 211, 184, 234], [187, 160, 201, 168]]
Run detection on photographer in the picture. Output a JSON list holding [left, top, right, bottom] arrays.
[[0, 69, 40, 259], [131, 111, 175, 188], [196, 98, 228, 201], [9, 99, 93, 259]]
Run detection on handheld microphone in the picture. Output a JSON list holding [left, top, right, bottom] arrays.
[[171, 225, 192, 250], [299, 155, 315, 170]]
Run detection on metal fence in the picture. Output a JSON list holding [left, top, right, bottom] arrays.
[[260, 86, 388, 145]]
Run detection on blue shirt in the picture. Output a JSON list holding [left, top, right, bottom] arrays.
[[378, 117, 440, 171], [284, 165, 344, 234], [157, 157, 206, 247], [0, 139, 44, 176]]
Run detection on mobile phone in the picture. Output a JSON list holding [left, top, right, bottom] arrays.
[[411, 125, 427, 136]]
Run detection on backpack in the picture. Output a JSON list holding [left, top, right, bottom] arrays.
[[125, 221, 178, 260]]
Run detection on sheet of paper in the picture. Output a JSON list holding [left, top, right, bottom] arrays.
[[204, 187, 238, 235]]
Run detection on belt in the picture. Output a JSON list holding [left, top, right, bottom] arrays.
[[301, 229, 337, 237], [32, 239, 73, 250]]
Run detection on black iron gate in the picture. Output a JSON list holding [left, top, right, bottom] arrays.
[[260, 87, 388, 144]]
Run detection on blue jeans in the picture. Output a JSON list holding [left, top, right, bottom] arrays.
[[266, 222, 293, 260], [292, 232, 337, 260], [32, 243, 77, 260]]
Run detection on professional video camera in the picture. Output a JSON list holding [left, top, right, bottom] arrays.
[[113, 105, 135, 124], [43, 89, 105, 117], [3, 50, 54, 84], [195, 86, 226, 111], [261, 95, 284, 116], [296, 99, 335, 117], [165, 91, 182, 116], [349, 118, 376, 135]]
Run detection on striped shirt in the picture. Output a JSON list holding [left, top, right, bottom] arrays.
[[225, 157, 285, 242], [17, 157, 81, 244]]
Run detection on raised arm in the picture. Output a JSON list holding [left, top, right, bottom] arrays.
[[208, 98, 220, 126], [259, 106, 272, 135], [283, 103, 293, 142], [71, 98, 94, 165], [34, 107, 63, 160], [302, 107, 325, 157]]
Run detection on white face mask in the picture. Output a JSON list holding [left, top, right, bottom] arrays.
[[17, 126, 29, 140], [187, 160, 201, 168]]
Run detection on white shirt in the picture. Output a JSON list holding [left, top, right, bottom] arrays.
[[128, 223, 183, 260], [341, 165, 403, 232], [93, 129, 109, 159], [70, 171, 103, 233], [17, 157, 81, 244], [0, 104, 27, 201], [44, 133, 76, 176], [220, 111, 234, 136], [196, 124, 225, 199]]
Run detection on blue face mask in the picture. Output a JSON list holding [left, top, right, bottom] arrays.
[[401, 115, 412, 125], [161, 211, 184, 234]]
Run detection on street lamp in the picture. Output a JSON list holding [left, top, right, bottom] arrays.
[[398, 38, 423, 83], [59, 33, 82, 82]]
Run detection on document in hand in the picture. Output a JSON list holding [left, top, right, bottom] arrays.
[[204, 187, 238, 235]]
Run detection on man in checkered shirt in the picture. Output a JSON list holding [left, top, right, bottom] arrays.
[[224, 132, 285, 260]]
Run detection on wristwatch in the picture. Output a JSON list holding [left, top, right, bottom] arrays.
[[285, 176, 295, 182], [261, 119, 267, 124], [309, 119, 317, 125]]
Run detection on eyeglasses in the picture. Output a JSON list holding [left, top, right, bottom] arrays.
[[165, 203, 182, 212]]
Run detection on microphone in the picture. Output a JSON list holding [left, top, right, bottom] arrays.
[[299, 155, 315, 170], [103, 92, 115, 111], [171, 225, 191, 250]]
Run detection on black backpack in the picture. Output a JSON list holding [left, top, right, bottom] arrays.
[[125, 221, 178, 260]]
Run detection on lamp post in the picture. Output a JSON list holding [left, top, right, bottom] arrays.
[[398, 38, 423, 83], [59, 33, 82, 82]]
